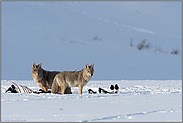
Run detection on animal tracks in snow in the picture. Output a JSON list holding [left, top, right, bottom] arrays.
[[81, 108, 181, 122]]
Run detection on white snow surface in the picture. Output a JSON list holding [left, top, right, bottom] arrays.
[[1, 80, 182, 122], [1, 2, 182, 122]]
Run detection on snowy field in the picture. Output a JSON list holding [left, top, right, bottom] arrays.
[[1, 80, 182, 122], [1, 1, 182, 122]]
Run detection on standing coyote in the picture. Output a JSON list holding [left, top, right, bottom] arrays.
[[51, 63, 94, 94], [31, 63, 72, 94]]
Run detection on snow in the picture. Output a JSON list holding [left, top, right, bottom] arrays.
[[1, 1, 182, 122], [1, 80, 182, 122]]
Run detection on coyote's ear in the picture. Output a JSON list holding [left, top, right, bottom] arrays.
[[38, 63, 42, 68], [91, 63, 94, 67], [89, 63, 94, 69], [85, 63, 89, 69], [32, 63, 36, 68]]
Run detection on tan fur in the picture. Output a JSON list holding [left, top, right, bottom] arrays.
[[51, 63, 94, 94], [31, 63, 72, 94]]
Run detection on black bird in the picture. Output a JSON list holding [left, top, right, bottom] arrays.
[[114, 84, 119, 93], [5, 84, 17, 93], [88, 89, 97, 94], [115, 84, 119, 90], [99, 87, 110, 94], [110, 85, 114, 90]]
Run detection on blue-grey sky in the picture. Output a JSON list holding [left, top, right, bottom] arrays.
[[1, 1, 182, 80]]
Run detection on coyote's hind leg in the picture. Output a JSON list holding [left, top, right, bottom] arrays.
[[58, 85, 66, 94]]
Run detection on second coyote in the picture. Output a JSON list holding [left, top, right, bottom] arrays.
[[31, 63, 72, 94], [51, 63, 94, 94]]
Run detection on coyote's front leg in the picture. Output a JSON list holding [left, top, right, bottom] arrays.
[[79, 82, 83, 94], [42, 80, 48, 92]]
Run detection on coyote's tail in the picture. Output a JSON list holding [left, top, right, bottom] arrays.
[[51, 78, 59, 94]]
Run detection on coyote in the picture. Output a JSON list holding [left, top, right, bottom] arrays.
[[31, 63, 72, 94], [51, 63, 94, 94]]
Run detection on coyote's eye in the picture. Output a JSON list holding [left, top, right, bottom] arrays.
[[88, 70, 92, 74]]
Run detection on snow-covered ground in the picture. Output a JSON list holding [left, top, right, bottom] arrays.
[[1, 1, 182, 122], [1, 80, 182, 122]]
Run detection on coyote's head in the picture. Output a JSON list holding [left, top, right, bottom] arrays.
[[83, 63, 94, 79], [32, 63, 44, 79]]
